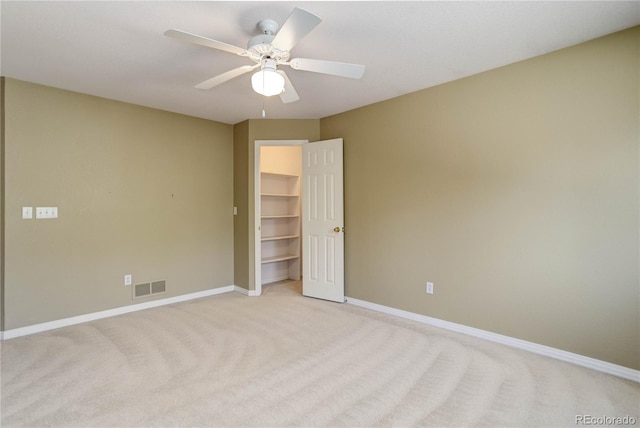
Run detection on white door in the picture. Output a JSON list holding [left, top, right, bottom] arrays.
[[302, 138, 344, 302]]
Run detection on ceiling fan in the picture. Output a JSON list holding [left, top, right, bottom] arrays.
[[165, 7, 365, 104]]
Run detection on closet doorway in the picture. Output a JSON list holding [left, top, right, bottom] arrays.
[[254, 140, 306, 295], [254, 138, 345, 301]]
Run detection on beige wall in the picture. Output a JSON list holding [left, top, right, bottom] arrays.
[[232, 119, 319, 290], [1, 79, 5, 329], [2, 79, 234, 329], [233, 120, 250, 289], [321, 27, 640, 369]]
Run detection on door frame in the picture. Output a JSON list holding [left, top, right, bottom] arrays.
[[253, 139, 308, 296]]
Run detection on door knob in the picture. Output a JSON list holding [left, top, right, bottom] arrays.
[[333, 227, 341, 233]]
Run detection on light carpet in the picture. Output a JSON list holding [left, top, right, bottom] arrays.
[[1, 281, 638, 427]]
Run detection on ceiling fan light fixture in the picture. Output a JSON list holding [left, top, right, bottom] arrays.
[[251, 60, 285, 96], [166, 7, 365, 103]]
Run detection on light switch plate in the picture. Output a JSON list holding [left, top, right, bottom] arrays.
[[22, 207, 33, 219], [36, 207, 58, 219]]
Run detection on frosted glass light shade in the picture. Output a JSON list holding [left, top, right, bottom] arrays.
[[251, 69, 285, 96]]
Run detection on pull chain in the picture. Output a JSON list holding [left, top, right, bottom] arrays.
[[261, 68, 266, 118]]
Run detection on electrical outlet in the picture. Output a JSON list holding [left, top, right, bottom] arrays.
[[426, 281, 434, 294], [124, 275, 132, 286]]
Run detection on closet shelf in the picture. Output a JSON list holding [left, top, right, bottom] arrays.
[[262, 234, 300, 242], [262, 254, 299, 264], [261, 171, 298, 178], [260, 167, 300, 284]]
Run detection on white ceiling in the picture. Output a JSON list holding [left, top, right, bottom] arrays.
[[2, 1, 638, 124]]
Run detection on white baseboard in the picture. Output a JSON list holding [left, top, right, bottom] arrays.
[[233, 286, 260, 296], [346, 296, 639, 383], [0, 285, 237, 340]]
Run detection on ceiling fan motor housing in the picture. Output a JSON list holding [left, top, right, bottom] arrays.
[[247, 33, 289, 64]]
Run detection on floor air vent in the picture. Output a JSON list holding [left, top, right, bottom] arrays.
[[151, 280, 166, 294], [134, 283, 151, 298], [133, 280, 166, 299]]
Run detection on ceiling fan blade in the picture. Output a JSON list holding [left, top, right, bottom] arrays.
[[277, 70, 300, 104], [164, 29, 246, 56], [195, 65, 257, 90], [289, 58, 365, 79], [271, 8, 322, 52]]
